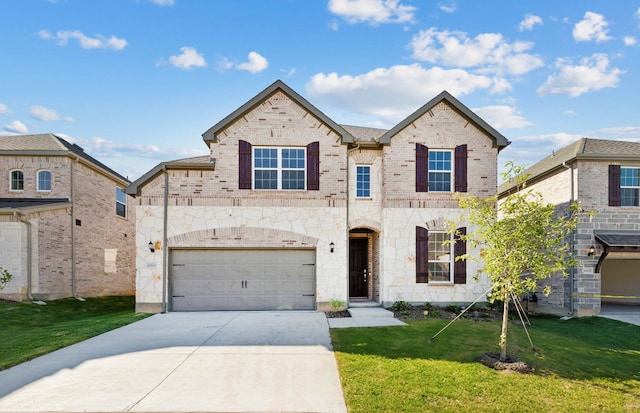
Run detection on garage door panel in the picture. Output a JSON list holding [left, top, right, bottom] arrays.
[[170, 249, 316, 311]]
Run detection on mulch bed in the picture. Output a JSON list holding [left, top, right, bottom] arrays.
[[477, 352, 534, 373]]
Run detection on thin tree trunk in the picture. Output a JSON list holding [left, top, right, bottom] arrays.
[[500, 291, 509, 362]]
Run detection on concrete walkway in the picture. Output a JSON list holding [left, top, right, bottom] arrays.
[[598, 304, 640, 326], [328, 307, 407, 328], [0, 312, 347, 413]]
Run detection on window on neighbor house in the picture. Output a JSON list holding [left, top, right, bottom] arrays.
[[253, 147, 306, 190], [416, 226, 466, 284], [10, 170, 24, 191], [416, 144, 467, 193], [356, 165, 371, 198], [116, 187, 127, 218], [37, 170, 51, 192], [621, 167, 640, 206]]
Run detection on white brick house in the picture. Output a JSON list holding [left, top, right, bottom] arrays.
[[0, 134, 135, 301], [127, 80, 509, 313], [499, 138, 640, 316]]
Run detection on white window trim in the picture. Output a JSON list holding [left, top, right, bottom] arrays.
[[621, 166, 640, 206], [37, 170, 52, 192], [10, 169, 24, 192], [355, 164, 371, 198], [252, 146, 306, 191], [116, 187, 127, 218], [429, 231, 454, 283], [428, 149, 454, 193]]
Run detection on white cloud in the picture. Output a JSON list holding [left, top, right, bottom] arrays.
[[573, 12, 611, 42], [39, 29, 127, 50], [169, 47, 207, 69], [623, 36, 637, 46], [537, 54, 624, 97], [29, 105, 74, 121], [236, 51, 269, 74], [306, 64, 501, 124], [216, 56, 234, 71], [328, 0, 416, 25], [439, 3, 456, 13], [500, 133, 585, 169], [0, 103, 11, 114], [149, 0, 174, 6], [564, 110, 576, 115], [472, 105, 531, 130], [596, 126, 640, 136], [409, 28, 544, 76], [4, 120, 28, 134], [519, 14, 542, 31]]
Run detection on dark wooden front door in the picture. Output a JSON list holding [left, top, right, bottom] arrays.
[[349, 238, 368, 297]]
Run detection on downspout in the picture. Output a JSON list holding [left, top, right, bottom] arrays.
[[162, 166, 169, 313], [70, 155, 79, 299], [346, 144, 360, 305], [562, 161, 576, 315], [14, 211, 34, 301]]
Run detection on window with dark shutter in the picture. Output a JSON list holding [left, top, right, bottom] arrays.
[[238, 140, 252, 189], [307, 141, 320, 191], [454, 227, 467, 284], [416, 226, 429, 283], [416, 143, 429, 192], [609, 164, 621, 206], [454, 145, 468, 193]]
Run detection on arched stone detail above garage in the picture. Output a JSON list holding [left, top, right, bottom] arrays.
[[167, 226, 319, 248]]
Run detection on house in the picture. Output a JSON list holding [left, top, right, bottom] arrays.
[[127, 80, 509, 313], [498, 138, 640, 316], [0, 134, 135, 301]]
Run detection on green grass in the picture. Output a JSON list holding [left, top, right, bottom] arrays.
[[331, 316, 640, 413], [0, 296, 149, 371]]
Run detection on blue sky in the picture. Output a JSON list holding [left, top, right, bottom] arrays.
[[1, 0, 639, 181]]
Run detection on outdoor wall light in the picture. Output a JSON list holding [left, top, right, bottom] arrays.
[[587, 245, 595, 256], [330, 241, 335, 253], [148, 241, 155, 253]]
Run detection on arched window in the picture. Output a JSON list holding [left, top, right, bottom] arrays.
[[38, 170, 52, 192], [10, 170, 24, 191]]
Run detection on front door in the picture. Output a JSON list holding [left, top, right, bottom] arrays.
[[349, 238, 368, 298]]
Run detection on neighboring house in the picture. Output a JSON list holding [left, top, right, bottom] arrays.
[[0, 134, 135, 301], [127, 80, 509, 313], [498, 138, 640, 316]]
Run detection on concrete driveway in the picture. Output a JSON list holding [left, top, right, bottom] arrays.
[[0, 311, 347, 413]]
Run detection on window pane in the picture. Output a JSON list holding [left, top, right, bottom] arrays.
[[255, 148, 277, 168], [11, 170, 24, 190], [621, 168, 640, 187], [282, 170, 305, 190], [428, 262, 451, 282], [428, 232, 451, 282], [356, 165, 370, 197], [428, 172, 451, 191], [621, 188, 639, 206], [116, 202, 126, 218], [282, 149, 305, 169], [428, 151, 452, 192], [38, 171, 51, 191], [116, 187, 127, 203], [428, 151, 451, 171], [254, 170, 278, 189]]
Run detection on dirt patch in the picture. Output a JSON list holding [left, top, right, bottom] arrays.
[[388, 303, 502, 321], [324, 310, 351, 318], [477, 352, 534, 373]]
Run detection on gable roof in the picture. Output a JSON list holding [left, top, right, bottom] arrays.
[[202, 79, 355, 145], [377, 90, 510, 150], [0, 133, 130, 184], [498, 138, 640, 195], [125, 155, 215, 196]]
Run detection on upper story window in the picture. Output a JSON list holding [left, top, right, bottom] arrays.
[[116, 187, 127, 218], [416, 144, 467, 193], [620, 167, 640, 206], [253, 147, 306, 190], [10, 170, 24, 191], [356, 165, 371, 198], [37, 170, 52, 192], [428, 150, 452, 192]]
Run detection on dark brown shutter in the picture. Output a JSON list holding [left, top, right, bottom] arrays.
[[608, 164, 621, 206], [307, 141, 320, 191], [416, 143, 429, 192], [454, 227, 467, 284], [454, 144, 468, 193], [416, 226, 429, 283], [238, 140, 252, 190]]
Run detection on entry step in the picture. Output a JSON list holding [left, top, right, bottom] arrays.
[[348, 307, 395, 318]]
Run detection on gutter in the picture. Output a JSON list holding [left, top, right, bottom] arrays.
[[162, 166, 169, 313], [13, 211, 34, 301], [345, 144, 360, 305]]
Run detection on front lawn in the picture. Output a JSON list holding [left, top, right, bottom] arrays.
[[0, 296, 149, 370], [331, 315, 640, 412]]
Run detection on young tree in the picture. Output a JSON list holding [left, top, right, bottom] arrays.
[[0, 265, 13, 290], [448, 162, 579, 362]]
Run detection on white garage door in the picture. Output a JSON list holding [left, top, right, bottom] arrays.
[[170, 249, 316, 311]]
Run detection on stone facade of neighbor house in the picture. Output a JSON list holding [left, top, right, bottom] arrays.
[[498, 138, 640, 317], [127, 80, 509, 313], [0, 134, 135, 301]]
